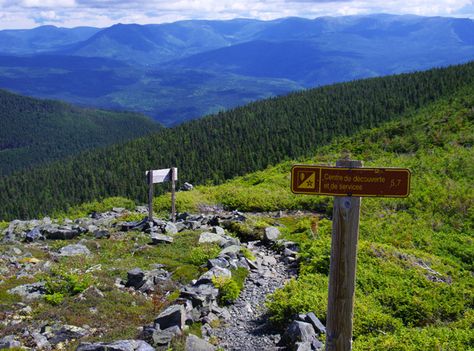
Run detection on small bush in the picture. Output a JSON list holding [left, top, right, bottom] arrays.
[[0, 221, 8, 231], [116, 212, 146, 222], [241, 247, 256, 261], [212, 276, 240, 305], [44, 292, 65, 305], [187, 244, 221, 266], [43, 268, 94, 304], [231, 267, 249, 291]]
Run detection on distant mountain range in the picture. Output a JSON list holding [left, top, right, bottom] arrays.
[[0, 14, 473, 125]]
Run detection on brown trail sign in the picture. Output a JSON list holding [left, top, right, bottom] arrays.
[[291, 165, 410, 197], [291, 160, 411, 351]]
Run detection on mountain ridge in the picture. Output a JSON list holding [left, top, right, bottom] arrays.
[[0, 15, 473, 125]]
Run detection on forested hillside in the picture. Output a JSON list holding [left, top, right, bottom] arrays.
[[0, 89, 161, 175], [1, 62, 474, 220]]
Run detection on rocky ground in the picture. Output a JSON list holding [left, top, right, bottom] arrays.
[[0, 207, 325, 351], [210, 241, 298, 350]]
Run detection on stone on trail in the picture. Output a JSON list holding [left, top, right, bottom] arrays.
[[212, 226, 225, 236], [164, 222, 178, 235], [8, 282, 46, 300], [76, 340, 155, 351], [264, 226, 280, 242], [0, 335, 21, 349], [58, 244, 91, 257], [155, 304, 186, 330], [42, 225, 84, 240], [207, 257, 230, 269], [180, 284, 219, 308], [196, 266, 232, 285], [42, 324, 89, 345], [120, 218, 148, 232], [219, 245, 241, 257], [25, 227, 44, 242], [199, 232, 225, 245], [182, 182, 194, 191], [305, 312, 326, 335], [150, 232, 174, 244], [185, 334, 216, 351], [280, 321, 317, 345], [152, 326, 181, 346], [295, 341, 312, 351], [93, 229, 110, 239], [31, 332, 51, 350], [125, 268, 145, 289]]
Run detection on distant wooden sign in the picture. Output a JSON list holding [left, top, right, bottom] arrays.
[[146, 168, 178, 184], [146, 167, 178, 222], [291, 165, 410, 197]]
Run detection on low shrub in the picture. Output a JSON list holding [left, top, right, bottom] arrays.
[[42, 268, 94, 305], [187, 244, 221, 266], [212, 276, 240, 305]]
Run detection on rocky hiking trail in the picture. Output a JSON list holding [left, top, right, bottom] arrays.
[[0, 208, 326, 351], [211, 241, 297, 350]]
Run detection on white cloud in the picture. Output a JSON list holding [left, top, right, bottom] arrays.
[[21, 0, 76, 7], [0, 0, 472, 29]]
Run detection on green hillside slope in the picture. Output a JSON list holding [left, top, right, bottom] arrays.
[[149, 85, 473, 350], [1, 62, 474, 220], [0, 89, 161, 176]]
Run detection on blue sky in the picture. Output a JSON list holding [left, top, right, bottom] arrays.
[[0, 0, 473, 29]]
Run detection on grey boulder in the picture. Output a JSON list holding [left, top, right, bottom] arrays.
[[8, 282, 46, 300], [196, 267, 231, 285], [155, 304, 186, 330], [76, 340, 155, 351], [125, 268, 145, 289], [305, 312, 326, 335], [281, 321, 317, 345], [25, 227, 44, 242], [150, 233, 174, 244], [58, 244, 91, 257], [0, 335, 21, 349], [42, 226, 84, 240], [264, 226, 280, 242], [152, 326, 181, 346], [164, 222, 178, 235], [185, 334, 216, 351], [198, 232, 225, 245]]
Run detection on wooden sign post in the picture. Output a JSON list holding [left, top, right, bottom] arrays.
[[146, 167, 178, 222], [325, 159, 361, 351], [291, 160, 411, 351]]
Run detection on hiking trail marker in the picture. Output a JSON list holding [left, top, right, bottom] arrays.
[[291, 159, 411, 351], [146, 167, 177, 222]]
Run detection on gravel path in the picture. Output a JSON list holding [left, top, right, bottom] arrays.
[[211, 241, 298, 351]]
